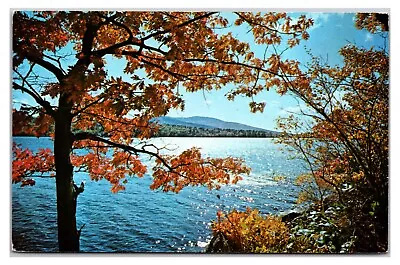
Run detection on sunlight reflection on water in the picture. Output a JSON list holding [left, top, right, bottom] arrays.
[[12, 137, 306, 252]]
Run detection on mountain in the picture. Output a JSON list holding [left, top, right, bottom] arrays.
[[153, 116, 280, 135], [152, 116, 215, 129]]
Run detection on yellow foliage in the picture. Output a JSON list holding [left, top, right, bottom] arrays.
[[211, 208, 289, 253]]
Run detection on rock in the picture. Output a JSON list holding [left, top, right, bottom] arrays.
[[205, 232, 232, 253], [281, 210, 302, 223]]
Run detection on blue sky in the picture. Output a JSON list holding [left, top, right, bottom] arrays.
[[166, 12, 388, 130], [12, 12, 388, 131]]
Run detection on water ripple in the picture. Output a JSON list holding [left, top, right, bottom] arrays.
[[12, 137, 306, 252]]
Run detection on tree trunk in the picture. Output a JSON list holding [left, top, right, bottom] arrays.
[[54, 106, 80, 252]]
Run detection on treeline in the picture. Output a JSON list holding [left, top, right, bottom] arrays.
[[12, 114, 279, 138], [154, 124, 280, 138]]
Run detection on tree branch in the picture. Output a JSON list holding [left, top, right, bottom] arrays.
[[13, 82, 56, 117], [182, 58, 304, 78], [72, 132, 173, 171], [24, 51, 66, 82], [234, 12, 294, 36], [139, 57, 196, 81], [141, 12, 218, 42]]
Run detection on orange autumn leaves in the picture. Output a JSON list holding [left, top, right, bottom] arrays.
[[208, 14, 388, 254], [13, 12, 70, 67], [233, 13, 312, 46], [355, 13, 389, 32], [276, 44, 388, 204], [71, 150, 147, 193], [12, 11, 314, 193], [151, 147, 250, 193], [12, 143, 55, 186], [211, 208, 289, 253], [13, 141, 250, 194], [13, 109, 54, 137]]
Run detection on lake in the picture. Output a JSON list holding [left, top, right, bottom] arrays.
[[12, 136, 307, 253]]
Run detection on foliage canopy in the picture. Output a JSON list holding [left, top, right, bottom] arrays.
[[12, 11, 314, 251], [210, 13, 389, 253], [12, 11, 314, 192]]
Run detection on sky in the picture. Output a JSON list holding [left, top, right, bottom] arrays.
[[3, 2, 399, 265], [165, 12, 388, 130], [11, 12, 388, 132]]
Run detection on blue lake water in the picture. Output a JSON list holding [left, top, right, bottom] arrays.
[[12, 136, 307, 253]]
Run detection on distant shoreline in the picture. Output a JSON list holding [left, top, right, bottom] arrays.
[[12, 134, 280, 139], [12, 124, 282, 139], [154, 124, 281, 138]]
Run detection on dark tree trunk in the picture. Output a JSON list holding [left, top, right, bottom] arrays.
[[54, 99, 80, 252]]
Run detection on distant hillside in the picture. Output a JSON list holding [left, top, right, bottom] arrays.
[[153, 116, 214, 129], [153, 116, 280, 136], [154, 124, 280, 138]]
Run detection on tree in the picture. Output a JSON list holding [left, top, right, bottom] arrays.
[[277, 39, 388, 252], [355, 12, 389, 32], [12, 11, 313, 252], [209, 13, 389, 253]]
